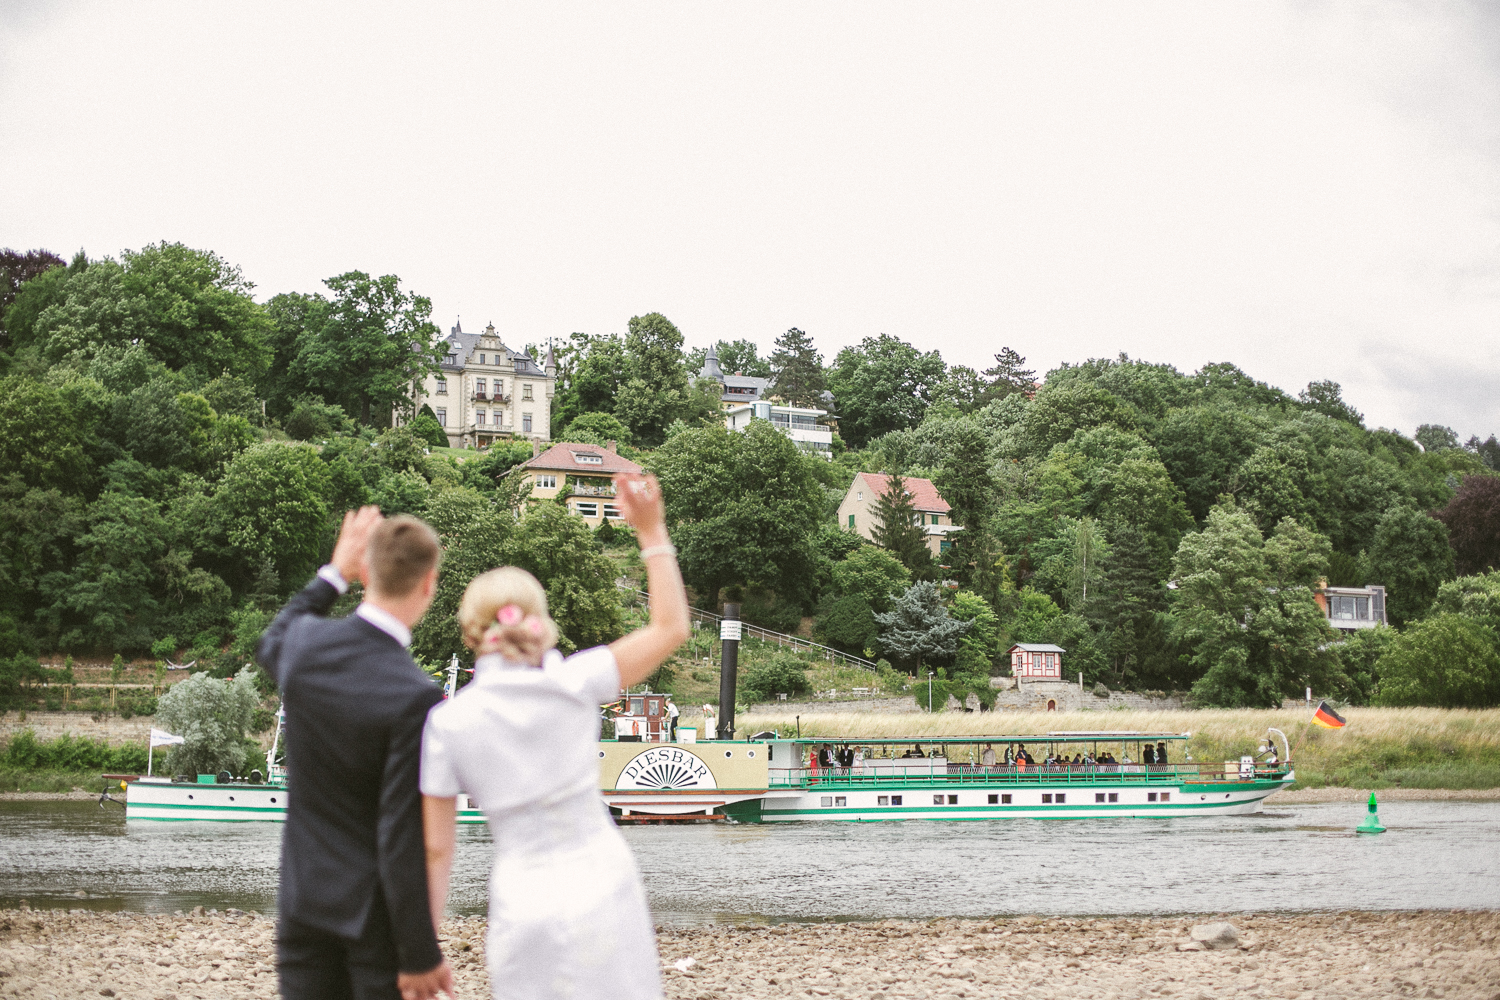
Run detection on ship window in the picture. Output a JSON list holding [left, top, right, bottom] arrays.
[[1108, 793, 1118, 803], [1096, 793, 1106, 803], [947, 794, 958, 804], [820, 796, 832, 807], [1001, 794, 1011, 804], [647, 700, 659, 716], [878, 795, 889, 806], [988, 794, 998, 804], [270, 797, 277, 803], [891, 795, 903, 806], [1148, 792, 1158, 802], [834, 796, 846, 807], [1161, 793, 1171, 802], [933, 794, 944, 805], [1042, 793, 1052, 803], [1055, 793, 1065, 804]]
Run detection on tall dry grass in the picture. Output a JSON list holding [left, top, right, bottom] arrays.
[[745, 707, 1500, 787]]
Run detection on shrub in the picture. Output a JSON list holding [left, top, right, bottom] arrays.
[[1374, 613, 1500, 708], [1, 729, 149, 773], [154, 667, 260, 775], [739, 653, 812, 703]]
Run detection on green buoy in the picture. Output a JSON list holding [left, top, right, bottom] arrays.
[[1356, 792, 1386, 834]]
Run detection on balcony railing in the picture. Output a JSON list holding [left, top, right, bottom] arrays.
[[571, 484, 616, 497], [768, 762, 1293, 789], [472, 392, 512, 404]]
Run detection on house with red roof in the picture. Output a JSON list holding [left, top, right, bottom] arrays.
[[836, 472, 960, 557], [515, 441, 643, 526]]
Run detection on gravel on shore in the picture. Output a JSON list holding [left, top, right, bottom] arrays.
[[1265, 786, 1500, 803], [1, 906, 1496, 999]]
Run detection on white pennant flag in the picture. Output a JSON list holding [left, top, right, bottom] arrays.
[[150, 728, 185, 748]]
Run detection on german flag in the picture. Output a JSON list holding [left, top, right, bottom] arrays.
[[1312, 700, 1346, 729]]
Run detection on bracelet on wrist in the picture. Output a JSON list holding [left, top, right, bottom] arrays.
[[639, 543, 677, 561]]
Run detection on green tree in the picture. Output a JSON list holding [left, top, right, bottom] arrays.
[[768, 327, 827, 407], [291, 272, 443, 426], [653, 421, 826, 608], [1373, 614, 1500, 708], [561, 411, 633, 446], [815, 594, 878, 655], [261, 292, 331, 418], [46, 490, 168, 651], [829, 545, 911, 613], [949, 590, 1001, 669], [932, 421, 995, 532], [0, 248, 65, 354], [826, 334, 946, 448], [154, 666, 260, 776], [1415, 424, 1460, 453], [614, 312, 689, 446], [0, 376, 89, 492], [1297, 379, 1363, 427], [211, 443, 333, 591], [118, 242, 273, 382], [503, 501, 624, 652], [871, 473, 933, 578], [550, 332, 626, 435], [688, 338, 771, 379], [875, 581, 970, 673], [1333, 625, 1396, 705], [1367, 505, 1454, 626], [739, 652, 812, 702], [411, 487, 512, 666], [1432, 476, 1500, 576], [407, 412, 449, 449], [980, 347, 1036, 403]]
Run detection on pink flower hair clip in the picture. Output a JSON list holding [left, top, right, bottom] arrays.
[[496, 604, 523, 626]]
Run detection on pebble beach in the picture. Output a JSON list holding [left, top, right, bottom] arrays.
[[1, 907, 1496, 1000]]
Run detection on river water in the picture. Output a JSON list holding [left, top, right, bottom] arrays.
[[2, 800, 1497, 923]]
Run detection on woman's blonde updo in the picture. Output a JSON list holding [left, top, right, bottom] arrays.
[[457, 567, 560, 666]]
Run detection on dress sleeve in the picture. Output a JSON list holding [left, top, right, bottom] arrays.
[[547, 645, 623, 705], [419, 707, 464, 798]]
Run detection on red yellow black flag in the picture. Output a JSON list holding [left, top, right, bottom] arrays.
[[1312, 700, 1346, 729]]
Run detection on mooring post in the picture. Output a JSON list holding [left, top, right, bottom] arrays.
[[717, 603, 741, 740]]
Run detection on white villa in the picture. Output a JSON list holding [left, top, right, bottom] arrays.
[[411, 319, 556, 449]]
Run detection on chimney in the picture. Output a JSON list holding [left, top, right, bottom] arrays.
[[532, 439, 541, 457], [606, 440, 617, 453]]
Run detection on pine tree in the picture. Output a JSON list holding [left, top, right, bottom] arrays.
[[769, 327, 827, 407], [875, 581, 971, 671], [981, 347, 1036, 402], [872, 473, 933, 578]]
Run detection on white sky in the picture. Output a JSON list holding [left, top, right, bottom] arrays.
[[3, 2, 1498, 439]]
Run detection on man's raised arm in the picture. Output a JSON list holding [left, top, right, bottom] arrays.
[[255, 506, 383, 687]]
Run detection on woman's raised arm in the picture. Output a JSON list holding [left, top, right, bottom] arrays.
[[609, 473, 690, 689]]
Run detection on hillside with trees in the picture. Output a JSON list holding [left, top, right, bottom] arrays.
[[2, 242, 1498, 711]]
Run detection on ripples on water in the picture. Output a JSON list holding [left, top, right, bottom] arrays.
[[2, 800, 1496, 923]]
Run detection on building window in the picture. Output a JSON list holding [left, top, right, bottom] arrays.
[[988, 794, 998, 804], [848, 514, 856, 528], [603, 503, 622, 520], [1042, 793, 1052, 803], [820, 796, 832, 807], [435, 408, 447, 426], [940, 540, 952, 554], [891, 795, 903, 806], [522, 413, 532, 433], [1000, 794, 1011, 804], [535, 474, 557, 489], [878, 795, 889, 806], [522, 384, 533, 401], [834, 796, 846, 807], [572, 451, 603, 465], [436, 378, 448, 394], [478, 353, 486, 365], [575, 502, 599, 518], [476, 410, 486, 425]]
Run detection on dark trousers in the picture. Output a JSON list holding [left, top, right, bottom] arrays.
[[278, 895, 401, 1000]]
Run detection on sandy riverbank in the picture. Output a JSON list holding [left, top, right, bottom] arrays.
[[1, 907, 1496, 999]]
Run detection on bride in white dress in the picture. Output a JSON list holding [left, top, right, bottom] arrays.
[[417, 473, 689, 1000]]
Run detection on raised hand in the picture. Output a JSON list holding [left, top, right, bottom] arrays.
[[612, 473, 667, 544], [330, 505, 384, 588]]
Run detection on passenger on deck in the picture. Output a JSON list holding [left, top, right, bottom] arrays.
[[1083, 752, 1095, 767], [1143, 744, 1156, 766], [818, 746, 835, 769], [837, 746, 855, 769], [1003, 745, 1015, 766], [1157, 742, 1168, 766], [1072, 753, 1083, 767], [981, 744, 997, 767], [902, 744, 925, 759]]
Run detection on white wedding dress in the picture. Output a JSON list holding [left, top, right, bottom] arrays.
[[421, 646, 663, 1000]]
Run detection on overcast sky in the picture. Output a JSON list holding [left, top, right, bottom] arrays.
[[3, 2, 1497, 439]]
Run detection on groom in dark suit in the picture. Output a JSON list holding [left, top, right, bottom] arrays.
[[257, 507, 454, 1000]]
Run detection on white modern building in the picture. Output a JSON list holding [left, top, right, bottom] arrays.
[[726, 401, 833, 456]]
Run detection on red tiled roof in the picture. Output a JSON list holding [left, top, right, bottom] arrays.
[[523, 442, 643, 475], [854, 472, 950, 513]]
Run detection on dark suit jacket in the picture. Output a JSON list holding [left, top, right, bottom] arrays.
[[257, 576, 444, 973]]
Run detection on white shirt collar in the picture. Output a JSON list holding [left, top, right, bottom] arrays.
[[355, 602, 412, 648]]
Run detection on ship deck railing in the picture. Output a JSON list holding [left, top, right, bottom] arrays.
[[768, 763, 1291, 789]]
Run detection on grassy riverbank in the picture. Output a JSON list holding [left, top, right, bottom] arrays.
[[0, 768, 118, 794], [746, 706, 1500, 791]]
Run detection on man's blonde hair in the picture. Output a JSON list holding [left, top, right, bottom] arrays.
[[367, 516, 442, 598], [457, 567, 560, 664]]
